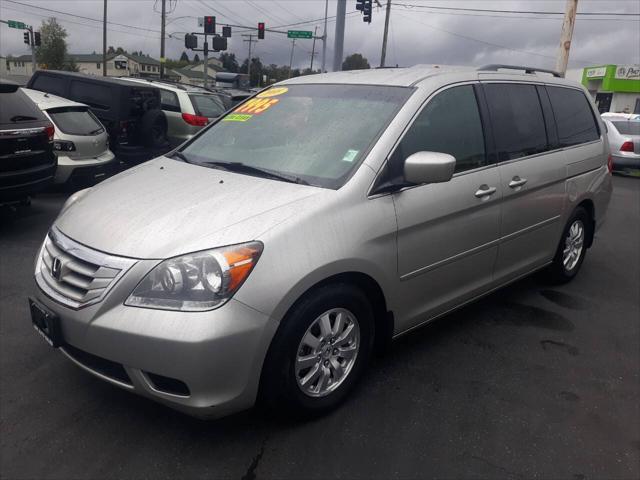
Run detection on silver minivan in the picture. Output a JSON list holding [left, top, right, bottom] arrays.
[[30, 65, 612, 419]]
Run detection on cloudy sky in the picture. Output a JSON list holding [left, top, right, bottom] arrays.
[[1, 0, 639, 72]]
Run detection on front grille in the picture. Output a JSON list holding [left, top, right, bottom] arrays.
[[35, 227, 137, 309], [62, 343, 132, 386]]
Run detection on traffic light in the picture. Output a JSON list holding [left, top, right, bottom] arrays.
[[211, 35, 227, 52], [257, 22, 265, 40], [34, 31, 41, 46], [362, 0, 372, 23], [184, 33, 197, 49], [222, 26, 231, 38], [204, 16, 215, 34], [356, 0, 365, 11], [23, 31, 30, 45]]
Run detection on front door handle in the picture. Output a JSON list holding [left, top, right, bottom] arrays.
[[508, 176, 528, 188], [475, 185, 497, 198]]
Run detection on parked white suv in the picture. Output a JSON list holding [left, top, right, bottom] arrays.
[[119, 78, 228, 147]]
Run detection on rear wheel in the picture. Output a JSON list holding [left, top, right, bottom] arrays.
[[260, 284, 374, 417], [545, 206, 591, 283], [140, 109, 168, 148]]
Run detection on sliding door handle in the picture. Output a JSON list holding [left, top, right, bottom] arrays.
[[508, 176, 528, 188]]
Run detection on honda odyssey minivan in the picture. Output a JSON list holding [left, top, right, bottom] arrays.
[[30, 64, 612, 419]]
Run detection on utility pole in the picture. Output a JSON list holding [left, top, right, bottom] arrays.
[[102, 0, 107, 76], [159, 0, 166, 79], [555, 0, 578, 77], [310, 26, 318, 71], [242, 34, 257, 84], [321, 0, 328, 73], [29, 27, 36, 73], [288, 38, 296, 78], [332, 0, 346, 71], [380, 0, 391, 67], [203, 35, 208, 88]]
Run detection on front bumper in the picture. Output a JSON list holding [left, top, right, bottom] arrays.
[[33, 258, 277, 418]]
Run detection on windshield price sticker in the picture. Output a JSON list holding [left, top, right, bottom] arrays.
[[223, 97, 280, 122], [256, 87, 288, 98]]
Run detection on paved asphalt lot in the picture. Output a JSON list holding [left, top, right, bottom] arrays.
[[1, 176, 638, 480]]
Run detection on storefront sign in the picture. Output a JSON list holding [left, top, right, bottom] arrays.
[[585, 67, 606, 78], [614, 65, 640, 80]]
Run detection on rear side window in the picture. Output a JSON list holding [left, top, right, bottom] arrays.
[[160, 90, 180, 112], [391, 85, 486, 175], [547, 86, 599, 147], [484, 83, 548, 161], [69, 81, 111, 110], [47, 107, 104, 135], [31, 75, 67, 97], [189, 94, 226, 118]]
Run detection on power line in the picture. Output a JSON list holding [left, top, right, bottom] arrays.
[[393, 2, 640, 17]]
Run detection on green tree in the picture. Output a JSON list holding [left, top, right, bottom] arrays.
[[179, 51, 189, 62], [35, 18, 69, 70], [240, 57, 264, 87], [193, 53, 200, 63], [219, 52, 239, 73], [342, 53, 370, 71]]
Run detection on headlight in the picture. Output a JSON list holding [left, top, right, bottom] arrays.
[[125, 242, 263, 312]]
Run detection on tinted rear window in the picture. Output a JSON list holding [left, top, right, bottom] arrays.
[[547, 86, 599, 147], [189, 94, 226, 117], [0, 90, 45, 125], [31, 75, 67, 97], [484, 83, 548, 161], [612, 121, 640, 136], [48, 107, 104, 135]]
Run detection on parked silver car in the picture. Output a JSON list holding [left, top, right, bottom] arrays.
[[119, 78, 227, 147], [30, 65, 612, 419], [601, 112, 640, 175], [22, 88, 117, 186]]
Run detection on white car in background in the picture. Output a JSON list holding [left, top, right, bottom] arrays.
[[21, 88, 118, 187], [601, 112, 640, 175]]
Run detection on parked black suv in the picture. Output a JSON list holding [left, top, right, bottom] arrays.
[[27, 71, 170, 163], [0, 81, 56, 205]]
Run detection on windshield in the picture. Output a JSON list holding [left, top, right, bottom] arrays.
[[189, 94, 226, 118], [179, 84, 412, 189], [47, 107, 104, 135], [613, 121, 640, 136]]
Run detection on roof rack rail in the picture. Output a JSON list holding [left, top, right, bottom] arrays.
[[477, 64, 561, 78]]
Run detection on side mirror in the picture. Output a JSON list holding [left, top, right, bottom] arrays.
[[404, 151, 456, 184]]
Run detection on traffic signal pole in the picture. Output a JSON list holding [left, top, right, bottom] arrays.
[[102, 0, 107, 76], [160, 0, 166, 79], [29, 27, 36, 73], [379, 0, 391, 68], [332, 0, 346, 71]]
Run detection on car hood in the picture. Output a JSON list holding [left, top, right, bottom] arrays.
[[55, 157, 323, 259]]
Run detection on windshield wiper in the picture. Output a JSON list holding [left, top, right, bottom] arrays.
[[203, 161, 310, 185], [170, 151, 190, 163]]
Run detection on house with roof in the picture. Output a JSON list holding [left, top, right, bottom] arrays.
[[171, 67, 216, 87]]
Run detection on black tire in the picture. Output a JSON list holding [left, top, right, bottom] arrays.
[[545, 206, 591, 284], [260, 283, 375, 418], [140, 109, 168, 148]]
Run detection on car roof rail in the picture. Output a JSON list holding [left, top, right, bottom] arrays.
[[477, 64, 562, 78]]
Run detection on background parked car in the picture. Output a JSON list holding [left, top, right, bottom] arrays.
[[119, 78, 228, 147], [21, 88, 118, 188], [601, 113, 640, 175], [27, 71, 170, 164], [0, 80, 56, 205]]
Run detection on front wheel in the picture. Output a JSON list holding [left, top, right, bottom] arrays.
[[260, 284, 374, 417], [545, 206, 591, 283]]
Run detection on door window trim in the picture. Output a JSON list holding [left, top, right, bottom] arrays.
[[368, 80, 491, 198]]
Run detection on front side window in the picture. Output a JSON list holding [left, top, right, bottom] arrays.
[[178, 84, 413, 189], [547, 86, 599, 147], [388, 85, 486, 178], [484, 83, 548, 161]]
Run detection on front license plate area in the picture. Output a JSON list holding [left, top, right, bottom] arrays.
[[29, 298, 62, 348]]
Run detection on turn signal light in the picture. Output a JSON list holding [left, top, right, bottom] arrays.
[[182, 113, 208, 127], [620, 141, 635, 153]]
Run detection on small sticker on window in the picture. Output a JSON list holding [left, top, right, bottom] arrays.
[[342, 149, 359, 162], [223, 113, 253, 122]]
